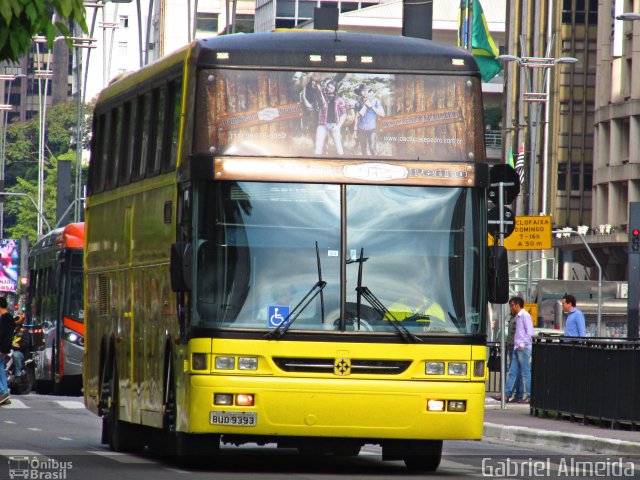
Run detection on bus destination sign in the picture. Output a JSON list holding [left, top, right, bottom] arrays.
[[215, 157, 476, 187]]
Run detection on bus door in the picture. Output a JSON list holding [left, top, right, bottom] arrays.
[[124, 205, 142, 422]]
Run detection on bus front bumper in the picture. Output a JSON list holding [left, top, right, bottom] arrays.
[[187, 375, 485, 440]]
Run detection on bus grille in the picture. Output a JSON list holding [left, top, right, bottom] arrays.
[[272, 357, 411, 375]]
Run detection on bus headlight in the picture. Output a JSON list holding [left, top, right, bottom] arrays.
[[215, 356, 235, 370], [64, 329, 84, 346], [427, 399, 445, 412], [425, 362, 445, 375], [474, 360, 485, 377], [235, 394, 254, 406], [214, 393, 234, 405], [238, 357, 258, 370], [191, 353, 208, 370], [448, 400, 466, 412], [448, 362, 468, 375]]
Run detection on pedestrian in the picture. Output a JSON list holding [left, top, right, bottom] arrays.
[[0, 296, 16, 405], [561, 294, 587, 337], [11, 314, 31, 380], [495, 297, 534, 403], [505, 310, 525, 402]]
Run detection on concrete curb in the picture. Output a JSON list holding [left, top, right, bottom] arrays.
[[483, 422, 640, 456]]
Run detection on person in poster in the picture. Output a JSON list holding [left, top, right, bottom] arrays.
[[300, 74, 324, 138], [314, 80, 347, 156], [353, 84, 385, 156]]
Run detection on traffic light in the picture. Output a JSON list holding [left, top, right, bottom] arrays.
[[19, 276, 28, 286], [632, 227, 640, 252]]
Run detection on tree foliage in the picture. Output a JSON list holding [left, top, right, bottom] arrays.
[[0, 0, 88, 62], [3, 100, 93, 244]]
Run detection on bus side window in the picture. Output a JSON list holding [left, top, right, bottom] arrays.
[[88, 114, 106, 194], [131, 96, 149, 180], [118, 101, 133, 186], [145, 88, 161, 178], [162, 79, 181, 173], [135, 93, 151, 181], [97, 113, 112, 193], [150, 86, 166, 176], [106, 106, 122, 190]]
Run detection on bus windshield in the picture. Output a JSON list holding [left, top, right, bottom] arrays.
[[193, 182, 485, 335], [64, 269, 84, 322]]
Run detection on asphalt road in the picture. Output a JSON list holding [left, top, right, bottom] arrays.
[[1, 393, 639, 480]]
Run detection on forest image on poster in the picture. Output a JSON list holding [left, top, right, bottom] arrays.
[[206, 71, 477, 161]]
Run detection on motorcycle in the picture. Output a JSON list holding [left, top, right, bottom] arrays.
[[5, 349, 36, 395]]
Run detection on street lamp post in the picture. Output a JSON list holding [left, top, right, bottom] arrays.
[[33, 35, 65, 237], [616, 12, 640, 21], [68, 36, 97, 223], [0, 73, 26, 238], [0, 191, 52, 232], [498, 53, 578, 301], [553, 228, 602, 336]]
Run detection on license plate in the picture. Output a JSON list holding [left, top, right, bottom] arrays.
[[210, 411, 257, 427]]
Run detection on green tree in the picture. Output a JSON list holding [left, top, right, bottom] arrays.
[[3, 99, 93, 243], [0, 0, 88, 62]]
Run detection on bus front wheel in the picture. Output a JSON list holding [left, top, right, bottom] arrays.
[[403, 440, 442, 472]]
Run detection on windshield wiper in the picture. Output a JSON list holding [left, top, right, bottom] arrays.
[[265, 242, 326, 339], [354, 248, 422, 343]]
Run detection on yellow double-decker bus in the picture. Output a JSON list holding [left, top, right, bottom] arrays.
[[83, 31, 507, 471]]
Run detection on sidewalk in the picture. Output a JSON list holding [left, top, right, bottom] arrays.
[[483, 396, 640, 456]]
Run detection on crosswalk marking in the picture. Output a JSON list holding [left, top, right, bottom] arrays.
[[1, 398, 28, 409], [0, 449, 40, 457], [88, 450, 156, 464], [55, 400, 85, 409]]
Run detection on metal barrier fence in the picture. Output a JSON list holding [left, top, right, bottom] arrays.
[[531, 337, 640, 428], [486, 342, 502, 394]]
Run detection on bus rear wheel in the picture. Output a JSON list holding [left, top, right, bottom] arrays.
[[103, 358, 134, 452]]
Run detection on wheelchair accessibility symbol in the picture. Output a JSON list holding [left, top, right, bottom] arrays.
[[268, 305, 290, 328]]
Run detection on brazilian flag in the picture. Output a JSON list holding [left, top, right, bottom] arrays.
[[458, 0, 503, 83]]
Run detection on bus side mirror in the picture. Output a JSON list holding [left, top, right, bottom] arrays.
[[170, 242, 192, 292], [487, 245, 509, 304]]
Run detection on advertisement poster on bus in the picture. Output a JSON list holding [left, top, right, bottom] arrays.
[[205, 71, 480, 161], [0, 239, 19, 293]]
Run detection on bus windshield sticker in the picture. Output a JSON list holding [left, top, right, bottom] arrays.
[[268, 305, 290, 328], [204, 71, 476, 162]]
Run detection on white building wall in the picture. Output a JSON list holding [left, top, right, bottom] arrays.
[[83, 2, 148, 101]]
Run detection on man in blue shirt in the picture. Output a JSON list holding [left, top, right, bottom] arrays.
[[353, 84, 385, 156], [562, 294, 587, 337]]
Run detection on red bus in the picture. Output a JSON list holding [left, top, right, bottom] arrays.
[[27, 222, 85, 394]]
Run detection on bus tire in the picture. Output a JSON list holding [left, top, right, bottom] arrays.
[[161, 351, 220, 463], [174, 433, 220, 465], [403, 440, 442, 472], [106, 358, 133, 452]]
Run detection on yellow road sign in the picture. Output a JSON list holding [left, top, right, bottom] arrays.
[[525, 302, 538, 327], [489, 215, 552, 250]]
